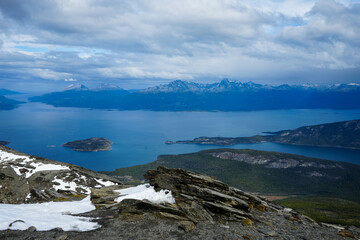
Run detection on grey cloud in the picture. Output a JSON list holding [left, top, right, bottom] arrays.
[[0, 0, 359, 90], [279, 0, 360, 45], [0, 0, 30, 21]]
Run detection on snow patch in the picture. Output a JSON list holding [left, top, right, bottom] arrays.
[[27, 162, 69, 178], [0, 196, 99, 231], [53, 178, 91, 194], [95, 178, 115, 187], [115, 184, 175, 204], [0, 150, 69, 178]]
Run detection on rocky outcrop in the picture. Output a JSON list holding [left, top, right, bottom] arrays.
[[62, 137, 113, 152], [97, 166, 303, 225], [0, 145, 121, 203], [141, 167, 268, 222]]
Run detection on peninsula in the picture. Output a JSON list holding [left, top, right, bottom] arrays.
[[62, 137, 113, 152], [168, 119, 360, 149], [0, 141, 9, 145]]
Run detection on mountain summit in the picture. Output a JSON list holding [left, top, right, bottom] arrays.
[[65, 83, 89, 91]]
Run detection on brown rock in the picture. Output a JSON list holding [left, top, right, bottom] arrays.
[[56, 235, 68, 240], [179, 221, 195, 232], [91, 185, 131, 206], [241, 218, 253, 226], [338, 229, 356, 239], [255, 204, 266, 211]]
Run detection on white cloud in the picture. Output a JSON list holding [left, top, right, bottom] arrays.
[[64, 78, 77, 82], [30, 68, 71, 80]]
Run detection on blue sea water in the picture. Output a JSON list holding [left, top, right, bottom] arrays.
[[1, 102, 360, 171]]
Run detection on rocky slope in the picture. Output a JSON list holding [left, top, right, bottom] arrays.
[[0, 145, 121, 203], [62, 137, 113, 152], [1, 166, 359, 239], [171, 119, 360, 149]]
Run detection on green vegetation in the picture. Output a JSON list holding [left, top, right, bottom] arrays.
[[178, 119, 360, 149], [275, 197, 360, 227], [104, 149, 360, 202], [104, 148, 360, 227]]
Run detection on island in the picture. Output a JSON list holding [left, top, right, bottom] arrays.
[[167, 119, 360, 149], [62, 137, 113, 152]]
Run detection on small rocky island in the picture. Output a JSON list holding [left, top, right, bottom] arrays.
[[62, 137, 113, 152]]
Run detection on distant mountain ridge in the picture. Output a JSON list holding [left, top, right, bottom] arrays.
[[0, 89, 21, 95], [140, 79, 360, 93], [30, 79, 360, 111], [139, 79, 265, 93], [65, 83, 124, 91]]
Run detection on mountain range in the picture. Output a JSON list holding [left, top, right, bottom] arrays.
[[140, 79, 360, 93], [29, 79, 360, 111]]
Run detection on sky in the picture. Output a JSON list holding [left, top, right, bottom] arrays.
[[0, 0, 359, 91]]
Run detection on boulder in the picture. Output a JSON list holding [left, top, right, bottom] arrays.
[[0, 166, 29, 203]]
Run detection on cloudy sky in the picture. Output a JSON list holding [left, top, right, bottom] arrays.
[[0, 0, 359, 91]]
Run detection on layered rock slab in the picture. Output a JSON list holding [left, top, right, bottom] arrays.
[[111, 166, 271, 225]]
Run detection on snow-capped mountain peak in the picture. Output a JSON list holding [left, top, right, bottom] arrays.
[[65, 83, 89, 91]]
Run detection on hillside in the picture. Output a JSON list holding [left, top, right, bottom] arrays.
[[30, 80, 360, 111], [0, 144, 121, 203], [105, 149, 360, 202], [0, 95, 22, 110], [0, 89, 21, 95], [104, 149, 360, 227], [173, 119, 360, 149]]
